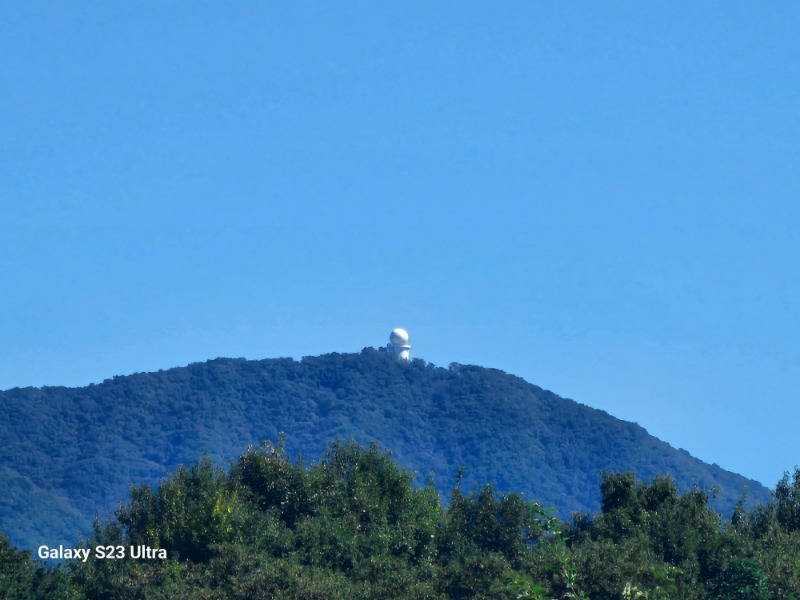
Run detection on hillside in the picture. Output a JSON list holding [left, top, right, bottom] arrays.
[[0, 349, 770, 551]]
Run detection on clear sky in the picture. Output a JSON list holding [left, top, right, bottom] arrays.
[[2, 3, 798, 489]]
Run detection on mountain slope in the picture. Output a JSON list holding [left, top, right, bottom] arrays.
[[0, 349, 770, 551]]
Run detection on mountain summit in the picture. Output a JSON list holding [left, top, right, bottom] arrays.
[[0, 349, 769, 550]]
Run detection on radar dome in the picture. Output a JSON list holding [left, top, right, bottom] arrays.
[[390, 328, 409, 345]]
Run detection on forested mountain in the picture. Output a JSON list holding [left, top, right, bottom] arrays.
[[0, 349, 769, 551]]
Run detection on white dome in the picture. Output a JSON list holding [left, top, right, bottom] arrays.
[[389, 328, 409, 345]]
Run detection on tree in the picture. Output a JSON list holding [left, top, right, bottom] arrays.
[[710, 558, 771, 600]]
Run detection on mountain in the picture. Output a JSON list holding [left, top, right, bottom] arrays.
[[0, 349, 770, 551]]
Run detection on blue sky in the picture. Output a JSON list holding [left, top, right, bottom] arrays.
[[2, 3, 798, 489]]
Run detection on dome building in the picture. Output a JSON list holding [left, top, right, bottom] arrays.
[[387, 328, 411, 360]]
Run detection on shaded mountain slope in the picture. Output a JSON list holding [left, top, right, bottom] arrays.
[[0, 349, 770, 551]]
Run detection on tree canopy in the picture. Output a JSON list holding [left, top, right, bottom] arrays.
[[3, 439, 799, 599]]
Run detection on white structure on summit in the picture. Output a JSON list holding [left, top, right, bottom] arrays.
[[387, 328, 411, 360]]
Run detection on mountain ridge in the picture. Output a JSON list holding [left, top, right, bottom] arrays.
[[0, 349, 770, 551]]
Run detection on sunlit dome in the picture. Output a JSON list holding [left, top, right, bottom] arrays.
[[390, 328, 409, 346]]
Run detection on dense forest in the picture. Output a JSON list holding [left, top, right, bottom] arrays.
[[0, 350, 768, 551], [2, 439, 799, 599]]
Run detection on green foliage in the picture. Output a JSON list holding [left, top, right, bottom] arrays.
[[730, 468, 800, 597], [3, 442, 800, 598], [0, 533, 36, 599], [0, 351, 769, 551], [710, 558, 771, 600], [0, 534, 82, 600], [434, 482, 555, 598], [569, 473, 726, 599], [116, 456, 241, 563], [68, 439, 452, 598], [772, 469, 800, 533], [231, 439, 311, 527]]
